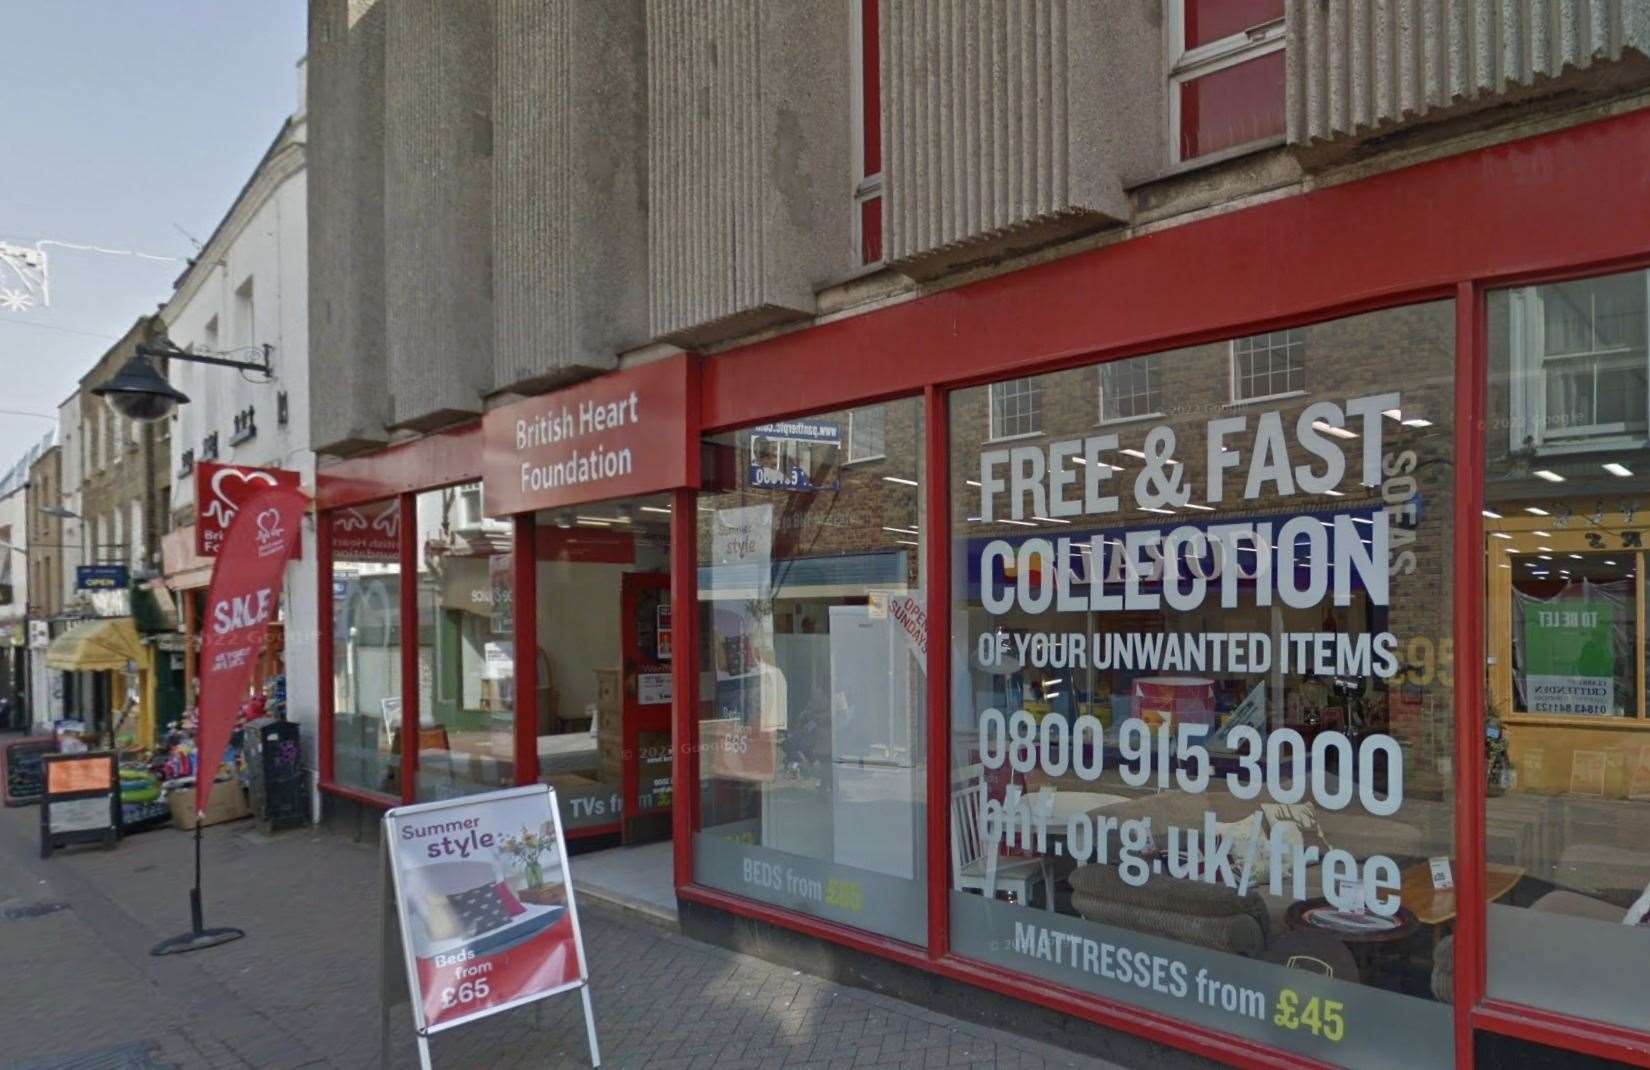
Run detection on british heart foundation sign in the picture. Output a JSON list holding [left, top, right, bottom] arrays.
[[195, 461, 301, 556], [482, 355, 694, 516]]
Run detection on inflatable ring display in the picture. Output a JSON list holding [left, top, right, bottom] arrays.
[[119, 771, 161, 804]]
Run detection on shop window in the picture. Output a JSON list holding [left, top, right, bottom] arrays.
[[951, 302, 1457, 1064], [533, 495, 675, 839], [1506, 270, 1649, 453], [852, 0, 882, 265], [415, 482, 514, 801], [1170, 0, 1285, 163], [989, 378, 1042, 440], [697, 397, 927, 943], [329, 498, 404, 798], [1231, 328, 1306, 403], [1484, 272, 1650, 1032], [1098, 355, 1163, 424]]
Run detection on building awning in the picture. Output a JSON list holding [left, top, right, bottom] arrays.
[[45, 618, 145, 672]]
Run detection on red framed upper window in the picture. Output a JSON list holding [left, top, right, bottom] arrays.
[[853, 0, 883, 265], [1169, 0, 1285, 164]]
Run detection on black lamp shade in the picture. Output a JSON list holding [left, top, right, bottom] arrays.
[[90, 354, 190, 422]]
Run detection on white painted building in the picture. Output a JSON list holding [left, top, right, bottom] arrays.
[[160, 62, 315, 771]]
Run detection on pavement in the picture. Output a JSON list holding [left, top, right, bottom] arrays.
[[0, 788, 1128, 1070]]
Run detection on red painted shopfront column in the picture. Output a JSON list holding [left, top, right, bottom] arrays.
[[513, 512, 540, 787]]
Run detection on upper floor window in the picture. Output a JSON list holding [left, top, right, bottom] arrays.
[[234, 277, 256, 348], [1098, 355, 1163, 424], [1169, 0, 1286, 163], [1230, 328, 1305, 403], [1507, 269, 1649, 452], [846, 406, 886, 462], [988, 378, 1042, 440], [852, 0, 882, 265]]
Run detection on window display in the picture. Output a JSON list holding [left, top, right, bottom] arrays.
[[532, 495, 673, 837], [695, 399, 928, 943], [329, 498, 404, 798], [414, 483, 515, 801], [1484, 268, 1650, 1031], [949, 303, 1457, 1066]]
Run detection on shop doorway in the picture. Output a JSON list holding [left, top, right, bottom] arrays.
[[532, 495, 674, 851]]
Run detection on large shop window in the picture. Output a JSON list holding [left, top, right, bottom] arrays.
[[531, 495, 674, 839], [330, 498, 404, 798], [1484, 268, 1650, 1031], [414, 483, 514, 800], [695, 400, 928, 943], [949, 302, 1457, 1066]]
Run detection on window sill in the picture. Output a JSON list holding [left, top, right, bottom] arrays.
[[1529, 436, 1650, 457], [1225, 389, 1307, 408], [983, 431, 1045, 446], [1504, 713, 1650, 730], [1096, 412, 1165, 428], [842, 455, 888, 466], [1131, 135, 1290, 189]]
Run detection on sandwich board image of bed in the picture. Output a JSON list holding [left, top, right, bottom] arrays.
[[385, 784, 599, 1068]]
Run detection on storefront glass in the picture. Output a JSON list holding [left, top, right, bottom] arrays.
[[694, 399, 928, 943], [1484, 268, 1650, 1029], [414, 483, 515, 800], [329, 497, 404, 798], [532, 494, 673, 837], [948, 303, 1457, 1066]]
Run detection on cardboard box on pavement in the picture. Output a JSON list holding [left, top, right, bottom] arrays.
[[168, 781, 250, 830]]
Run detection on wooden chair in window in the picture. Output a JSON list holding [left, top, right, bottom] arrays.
[[949, 764, 1054, 911]]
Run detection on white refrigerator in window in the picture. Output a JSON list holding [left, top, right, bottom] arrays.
[[828, 604, 921, 879]]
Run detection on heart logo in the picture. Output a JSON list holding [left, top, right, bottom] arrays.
[[255, 508, 282, 540], [204, 467, 278, 528]]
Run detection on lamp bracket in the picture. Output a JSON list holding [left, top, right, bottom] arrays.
[[138, 342, 273, 379]]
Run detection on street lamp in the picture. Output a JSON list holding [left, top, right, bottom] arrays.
[[89, 330, 273, 424], [39, 505, 79, 520]]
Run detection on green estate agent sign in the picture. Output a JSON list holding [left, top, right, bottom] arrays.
[[1524, 599, 1616, 715]]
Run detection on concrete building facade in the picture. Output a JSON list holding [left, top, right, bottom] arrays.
[[160, 78, 315, 768], [304, 4, 1650, 1069], [25, 439, 63, 728]]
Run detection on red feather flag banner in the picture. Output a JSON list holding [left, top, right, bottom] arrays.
[[193, 485, 307, 815]]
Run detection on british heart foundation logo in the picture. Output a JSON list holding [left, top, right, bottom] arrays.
[[254, 507, 286, 557]]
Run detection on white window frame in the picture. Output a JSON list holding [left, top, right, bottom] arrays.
[[1097, 355, 1165, 426], [987, 378, 1043, 442], [1229, 329, 1307, 405], [1166, 0, 1287, 167], [845, 406, 887, 464], [1508, 277, 1650, 455], [850, 0, 883, 266]]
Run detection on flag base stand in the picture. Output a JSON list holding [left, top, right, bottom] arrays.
[[150, 816, 244, 956]]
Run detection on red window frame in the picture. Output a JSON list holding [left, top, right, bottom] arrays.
[[1167, 0, 1286, 165], [301, 108, 1650, 1068], [674, 106, 1650, 1069], [853, 0, 882, 265]]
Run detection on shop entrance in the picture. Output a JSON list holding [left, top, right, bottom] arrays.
[[532, 494, 674, 849]]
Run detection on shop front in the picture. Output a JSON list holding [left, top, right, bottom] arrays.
[[317, 356, 698, 848], [312, 109, 1650, 1068]]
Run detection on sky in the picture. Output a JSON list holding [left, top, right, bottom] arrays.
[[0, 1, 306, 471]]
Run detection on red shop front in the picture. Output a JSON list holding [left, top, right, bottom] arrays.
[[317, 108, 1650, 1070]]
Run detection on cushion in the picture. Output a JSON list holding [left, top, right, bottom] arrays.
[[419, 892, 464, 941], [1071, 890, 1266, 956], [494, 881, 527, 917], [448, 883, 510, 936], [1261, 801, 1332, 855]]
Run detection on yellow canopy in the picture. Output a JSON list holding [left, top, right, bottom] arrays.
[[45, 618, 145, 672]]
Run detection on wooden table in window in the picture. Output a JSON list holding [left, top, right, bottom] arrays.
[[1400, 861, 1526, 926]]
